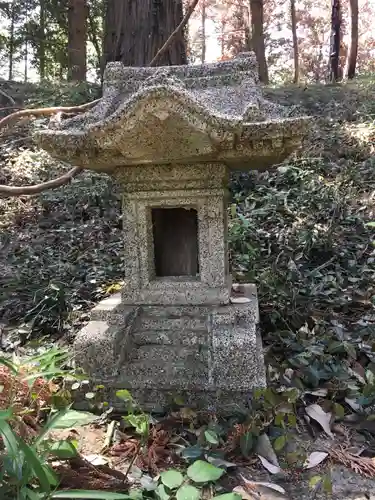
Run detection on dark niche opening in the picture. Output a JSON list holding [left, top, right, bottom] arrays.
[[152, 207, 199, 277]]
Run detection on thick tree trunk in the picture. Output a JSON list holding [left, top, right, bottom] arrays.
[[103, 0, 187, 67], [249, 0, 269, 84], [329, 0, 341, 82], [290, 0, 299, 84], [68, 0, 88, 81], [344, 0, 358, 79]]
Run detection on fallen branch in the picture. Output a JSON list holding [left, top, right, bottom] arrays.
[[0, 98, 100, 130], [149, 0, 200, 67], [0, 166, 82, 196], [0, 0, 200, 197]]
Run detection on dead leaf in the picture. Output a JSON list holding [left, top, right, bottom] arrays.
[[83, 454, 109, 466], [233, 486, 257, 500], [303, 451, 328, 469], [239, 476, 286, 494], [305, 404, 334, 438], [255, 434, 280, 467], [257, 455, 283, 474], [234, 483, 288, 500]]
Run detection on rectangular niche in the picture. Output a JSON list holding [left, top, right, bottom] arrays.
[[151, 207, 200, 278]]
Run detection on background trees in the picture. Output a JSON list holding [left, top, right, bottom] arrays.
[[0, 0, 373, 84], [103, 0, 187, 67]]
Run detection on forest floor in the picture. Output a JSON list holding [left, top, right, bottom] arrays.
[[0, 76, 375, 499]]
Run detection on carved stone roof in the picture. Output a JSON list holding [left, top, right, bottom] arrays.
[[36, 52, 311, 172]]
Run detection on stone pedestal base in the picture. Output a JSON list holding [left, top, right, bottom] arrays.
[[73, 284, 266, 412]]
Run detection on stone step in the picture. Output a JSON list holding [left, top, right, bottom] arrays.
[[132, 329, 208, 346], [130, 344, 207, 362], [135, 315, 207, 331], [141, 305, 211, 318], [121, 345, 208, 388]]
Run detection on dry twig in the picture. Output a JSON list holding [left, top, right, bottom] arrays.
[[0, 0, 201, 197], [329, 446, 375, 478], [0, 166, 83, 196]]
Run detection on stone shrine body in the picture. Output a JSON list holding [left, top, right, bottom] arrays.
[[37, 53, 310, 411]]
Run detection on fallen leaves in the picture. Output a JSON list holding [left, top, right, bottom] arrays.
[[257, 455, 282, 475], [329, 446, 375, 478], [305, 404, 334, 438], [234, 478, 288, 499], [303, 451, 329, 469]]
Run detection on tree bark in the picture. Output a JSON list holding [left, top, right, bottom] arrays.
[[344, 0, 358, 79], [103, 0, 187, 67], [329, 0, 341, 82], [290, 0, 299, 84], [38, 0, 46, 79], [68, 0, 88, 81], [249, 0, 269, 83], [8, 0, 16, 80]]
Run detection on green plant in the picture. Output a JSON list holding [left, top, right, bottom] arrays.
[[0, 405, 108, 499], [154, 460, 236, 500], [116, 390, 150, 442], [0, 353, 131, 499]]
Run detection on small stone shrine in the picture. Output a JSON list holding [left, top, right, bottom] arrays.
[[37, 53, 310, 411]]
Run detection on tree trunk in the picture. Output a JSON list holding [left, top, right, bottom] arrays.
[[329, 0, 341, 82], [39, 0, 46, 80], [103, 0, 187, 67], [8, 0, 15, 80], [68, 0, 88, 81], [201, 0, 206, 63], [87, 2, 102, 69], [344, 0, 358, 79], [290, 0, 299, 83], [249, 0, 269, 83], [244, 5, 251, 51], [24, 40, 28, 82]]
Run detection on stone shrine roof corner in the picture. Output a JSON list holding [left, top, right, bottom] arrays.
[[36, 52, 311, 172]]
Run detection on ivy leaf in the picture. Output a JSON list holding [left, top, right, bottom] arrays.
[[156, 484, 170, 500], [160, 470, 184, 489], [176, 485, 200, 500], [273, 435, 287, 452], [187, 460, 224, 483], [181, 445, 203, 461], [204, 430, 219, 445], [48, 440, 78, 459], [212, 495, 242, 500]]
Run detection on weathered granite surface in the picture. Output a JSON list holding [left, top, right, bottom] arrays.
[[74, 284, 265, 412], [37, 52, 311, 411], [36, 52, 309, 172]]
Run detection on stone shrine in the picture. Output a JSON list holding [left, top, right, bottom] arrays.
[[37, 53, 310, 411]]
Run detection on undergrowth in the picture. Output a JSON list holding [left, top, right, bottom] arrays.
[[0, 76, 375, 410]]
